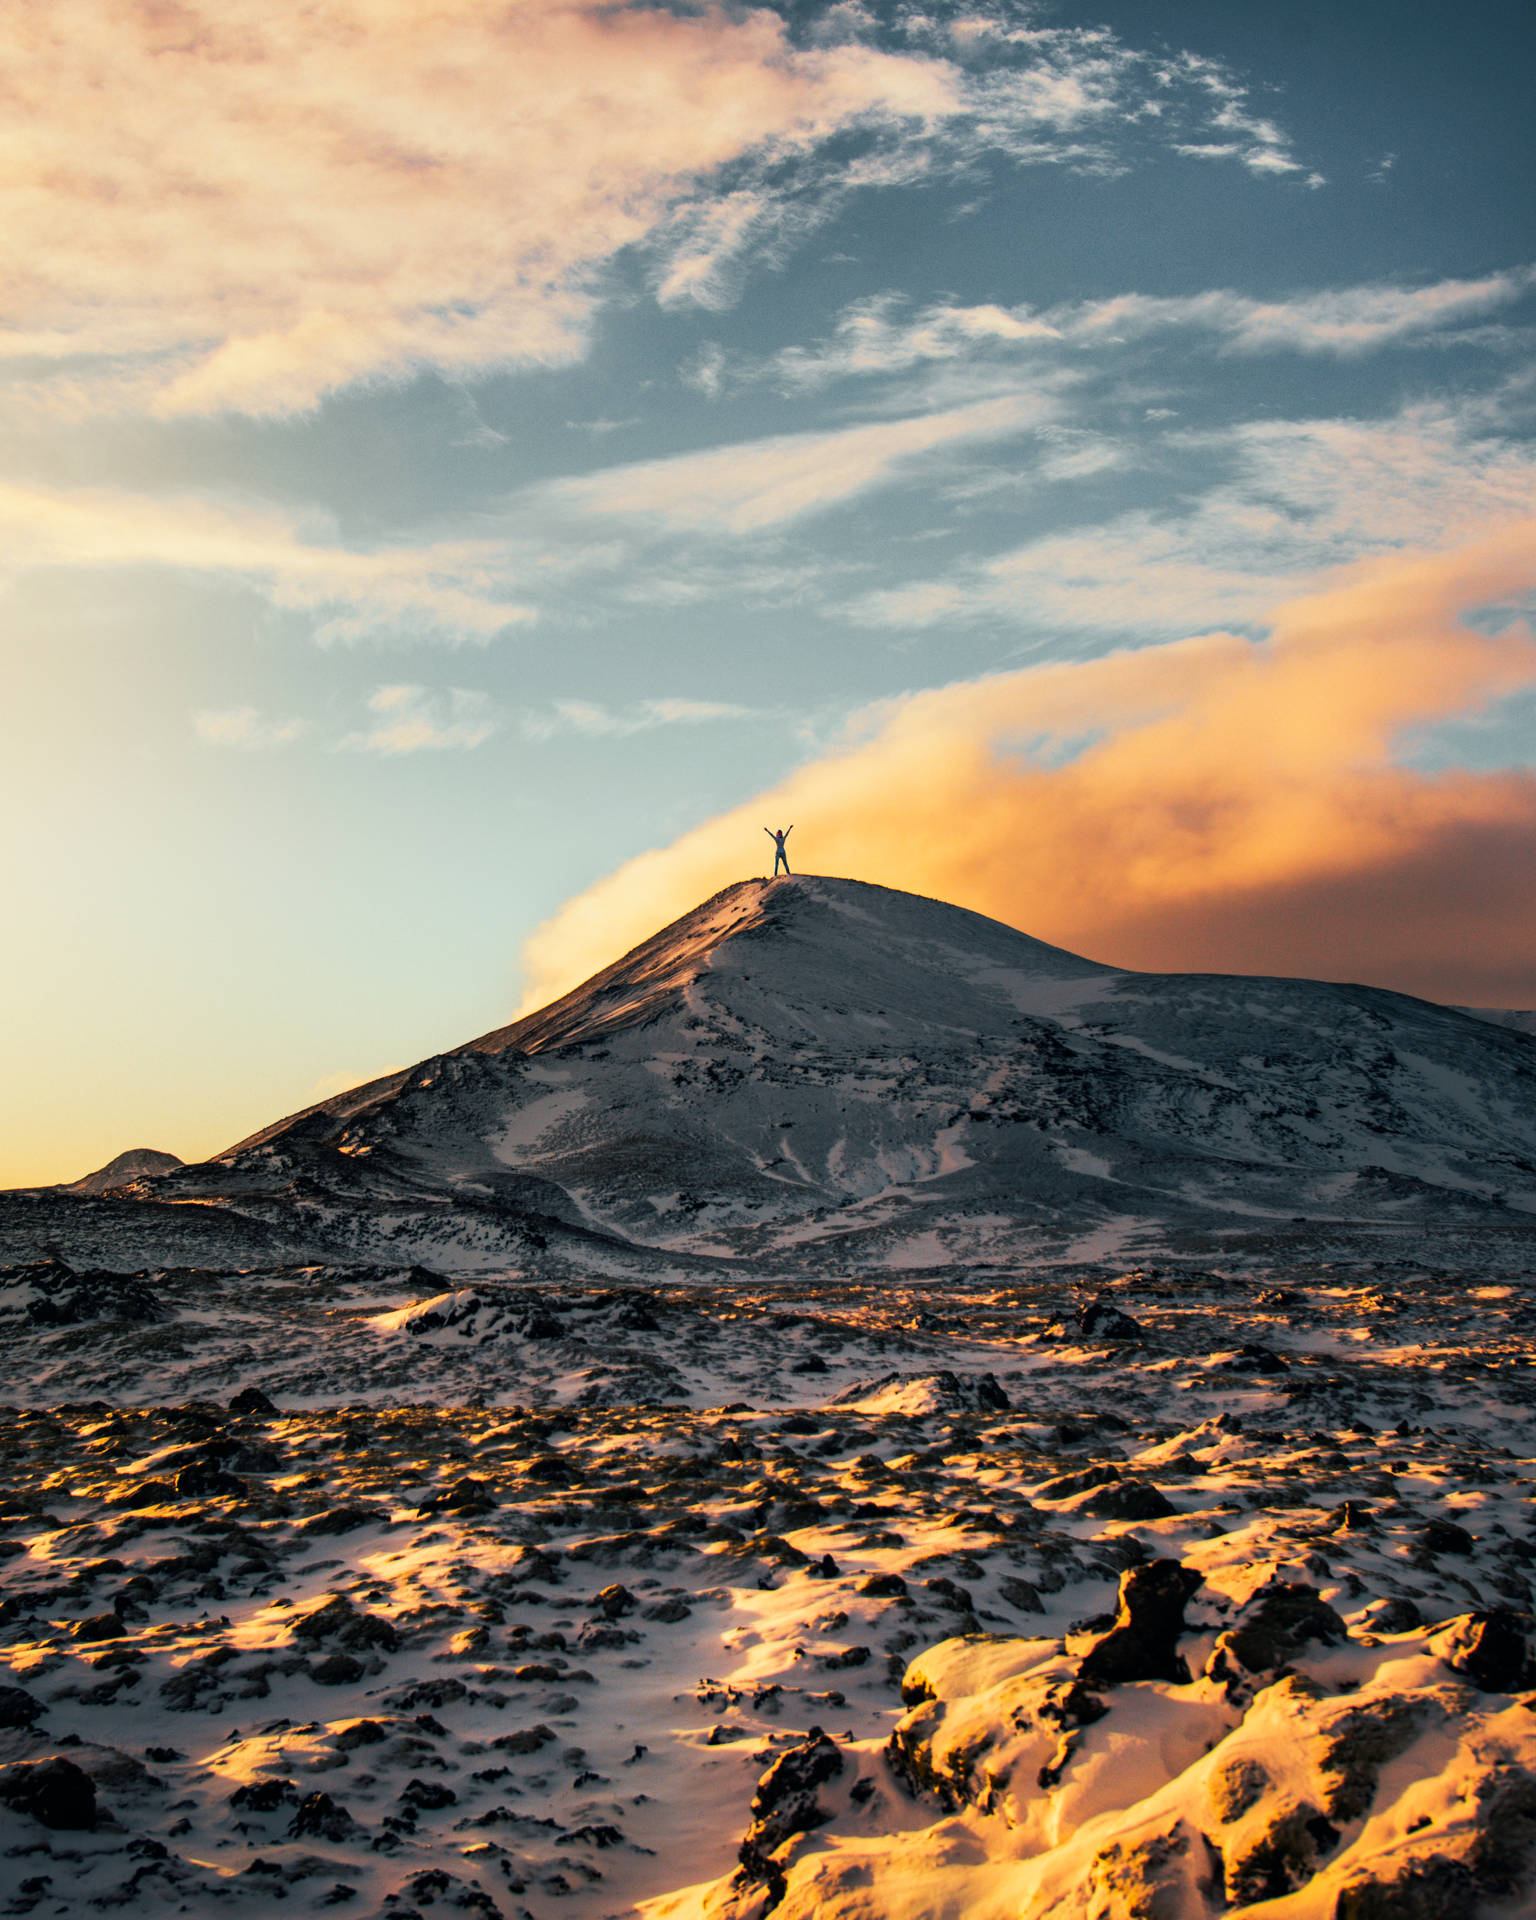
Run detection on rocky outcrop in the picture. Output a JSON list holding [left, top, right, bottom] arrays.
[[0, 1757, 98, 1830], [1078, 1559, 1203, 1687]]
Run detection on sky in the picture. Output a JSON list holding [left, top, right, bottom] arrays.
[[3, 0, 1535, 1187]]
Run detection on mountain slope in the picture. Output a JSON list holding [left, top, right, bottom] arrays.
[[116, 873, 1536, 1275]]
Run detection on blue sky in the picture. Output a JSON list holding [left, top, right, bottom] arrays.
[[3, 0, 1534, 1184]]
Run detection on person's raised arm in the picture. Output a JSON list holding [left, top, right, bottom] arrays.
[[763, 827, 773, 838], [785, 825, 793, 836]]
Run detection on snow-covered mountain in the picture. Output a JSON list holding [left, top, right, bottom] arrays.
[[38, 871, 1527, 1276], [64, 1147, 183, 1196]]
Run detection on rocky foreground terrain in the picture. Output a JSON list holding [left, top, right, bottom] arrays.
[[2, 1248, 1536, 1917], [4, 877, 1536, 1914]]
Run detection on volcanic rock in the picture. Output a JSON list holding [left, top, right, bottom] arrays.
[[1078, 1559, 1203, 1687], [0, 1757, 97, 1829]]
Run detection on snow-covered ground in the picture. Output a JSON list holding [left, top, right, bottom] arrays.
[[2, 1257, 1535, 1916]]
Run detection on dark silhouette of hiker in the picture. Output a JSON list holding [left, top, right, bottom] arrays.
[[765, 825, 792, 875]]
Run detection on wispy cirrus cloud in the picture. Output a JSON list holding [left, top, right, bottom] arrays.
[[520, 697, 757, 741], [215, 690, 762, 757], [559, 392, 1059, 532], [339, 685, 499, 755], [854, 406, 1536, 636], [1170, 62, 1324, 184], [766, 269, 1536, 390], [1066, 271, 1536, 355], [0, 1, 1316, 419], [0, 479, 535, 642], [193, 708, 308, 750]]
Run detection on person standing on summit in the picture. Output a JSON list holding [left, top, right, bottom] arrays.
[[765, 825, 793, 876]]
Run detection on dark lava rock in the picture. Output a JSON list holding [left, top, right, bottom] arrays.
[[641, 1595, 693, 1623], [521, 1312, 565, 1340], [1218, 1343, 1289, 1374], [1078, 1559, 1204, 1687], [228, 1386, 278, 1418], [971, 1372, 1010, 1410], [558, 1822, 627, 1849], [0, 1758, 97, 1830], [396, 1870, 500, 1916], [174, 1461, 245, 1499], [104, 1477, 178, 1510], [72, 1612, 125, 1643], [1367, 1597, 1422, 1633], [489, 1725, 554, 1755], [1075, 1301, 1143, 1341], [1037, 1463, 1121, 1501], [820, 1645, 872, 1671], [924, 1577, 974, 1614], [291, 1594, 399, 1653], [592, 1583, 638, 1619], [1226, 1802, 1342, 1905], [333, 1720, 388, 1751], [789, 1353, 828, 1374], [399, 1778, 457, 1811], [611, 1301, 660, 1332], [1436, 1609, 1534, 1692], [0, 1686, 44, 1729], [998, 1575, 1045, 1614], [14, 1260, 165, 1327], [298, 1506, 379, 1536], [577, 1621, 637, 1651], [311, 1653, 367, 1687], [290, 1791, 360, 1840], [737, 1727, 845, 1897], [229, 1778, 297, 1813], [1316, 1695, 1435, 1822], [1333, 1857, 1478, 1919], [1078, 1480, 1176, 1521], [1421, 1518, 1475, 1556], [418, 1477, 497, 1517], [859, 1573, 908, 1598], [1209, 1581, 1347, 1680]]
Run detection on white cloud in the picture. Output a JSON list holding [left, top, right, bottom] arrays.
[[0, 479, 536, 642], [340, 685, 499, 755], [1069, 272, 1536, 355], [0, 0, 1317, 418], [560, 393, 1057, 532], [853, 405, 1536, 637], [193, 707, 307, 750], [763, 269, 1536, 390], [1171, 58, 1322, 183], [520, 697, 756, 741]]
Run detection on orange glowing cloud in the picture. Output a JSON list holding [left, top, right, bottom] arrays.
[[518, 522, 1536, 1011]]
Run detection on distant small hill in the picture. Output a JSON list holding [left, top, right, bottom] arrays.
[[66, 1148, 184, 1196], [1456, 1007, 1536, 1037]]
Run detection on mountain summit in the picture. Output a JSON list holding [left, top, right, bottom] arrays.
[[9, 875, 1535, 1274]]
